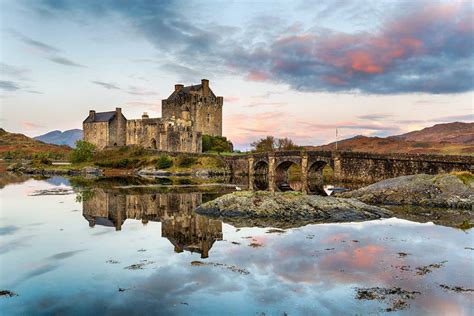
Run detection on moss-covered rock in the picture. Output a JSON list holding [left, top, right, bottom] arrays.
[[339, 174, 473, 209], [195, 191, 390, 223]]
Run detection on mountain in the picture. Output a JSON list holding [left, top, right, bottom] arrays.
[[0, 128, 71, 159], [392, 122, 474, 144], [307, 122, 474, 155], [34, 129, 83, 148]]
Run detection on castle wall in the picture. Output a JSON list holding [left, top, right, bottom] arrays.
[[162, 94, 223, 137], [83, 121, 109, 150]]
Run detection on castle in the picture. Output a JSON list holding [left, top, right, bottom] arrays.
[[83, 79, 223, 153]]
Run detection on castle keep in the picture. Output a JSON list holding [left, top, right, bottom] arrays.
[[83, 79, 223, 153]]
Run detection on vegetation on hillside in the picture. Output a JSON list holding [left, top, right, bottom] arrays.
[[0, 128, 71, 160]]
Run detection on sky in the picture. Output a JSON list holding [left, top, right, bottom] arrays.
[[0, 0, 473, 150]]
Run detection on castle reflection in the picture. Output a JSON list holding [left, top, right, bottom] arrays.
[[82, 189, 223, 258]]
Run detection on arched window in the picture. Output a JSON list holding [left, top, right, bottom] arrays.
[[207, 113, 211, 124]]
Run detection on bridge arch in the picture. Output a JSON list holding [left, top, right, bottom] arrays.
[[307, 160, 334, 194], [275, 160, 302, 191], [253, 160, 269, 190]]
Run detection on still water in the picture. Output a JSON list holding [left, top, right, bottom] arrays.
[[0, 177, 473, 315]]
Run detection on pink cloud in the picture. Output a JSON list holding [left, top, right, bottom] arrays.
[[21, 121, 45, 130]]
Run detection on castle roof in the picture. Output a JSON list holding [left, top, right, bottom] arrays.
[[83, 111, 116, 123], [166, 84, 216, 101]]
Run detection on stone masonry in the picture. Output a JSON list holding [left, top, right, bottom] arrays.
[[83, 79, 223, 152]]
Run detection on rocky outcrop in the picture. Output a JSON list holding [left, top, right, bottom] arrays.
[[339, 174, 473, 209], [195, 191, 391, 223]]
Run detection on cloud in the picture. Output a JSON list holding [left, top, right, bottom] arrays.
[[31, 0, 473, 94], [22, 121, 45, 130], [0, 63, 30, 80], [8, 29, 61, 54], [0, 80, 21, 91], [357, 114, 393, 121], [91, 80, 121, 90], [432, 114, 474, 122], [48, 56, 85, 67], [9, 29, 85, 68]]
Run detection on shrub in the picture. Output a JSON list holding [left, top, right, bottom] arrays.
[[176, 178, 193, 185], [70, 140, 95, 163], [32, 152, 52, 165], [156, 155, 173, 169], [202, 135, 233, 153], [176, 155, 197, 167], [95, 158, 140, 169]]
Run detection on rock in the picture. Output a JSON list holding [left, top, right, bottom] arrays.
[[339, 174, 474, 209], [81, 167, 102, 175], [195, 191, 391, 223], [136, 168, 172, 176]]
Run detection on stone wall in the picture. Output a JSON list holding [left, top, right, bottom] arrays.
[[83, 121, 109, 150], [162, 93, 223, 137], [224, 151, 473, 190]]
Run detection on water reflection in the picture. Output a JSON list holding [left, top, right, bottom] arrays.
[[83, 189, 223, 258], [1, 177, 473, 316]]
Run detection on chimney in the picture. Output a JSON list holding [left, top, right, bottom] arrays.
[[89, 110, 95, 120], [201, 79, 209, 97], [175, 84, 184, 92], [142, 112, 149, 119], [116, 107, 122, 116]]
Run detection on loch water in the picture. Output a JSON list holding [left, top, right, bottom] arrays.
[[0, 176, 473, 315]]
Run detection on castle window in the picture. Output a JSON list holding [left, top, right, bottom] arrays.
[[207, 113, 211, 123]]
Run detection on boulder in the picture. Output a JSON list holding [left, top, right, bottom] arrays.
[[339, 174, 473, 209], [195, 191, 391, 223]]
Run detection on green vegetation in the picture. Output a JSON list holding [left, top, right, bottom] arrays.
[[156, 154, 173, 169], [176, 155, 197, 167], [70, 140, 95, 163], [451, 171, 474, 186], [250, 136, 301, 152], [202, 135, 233, 153], [32, 152, 52, 166]]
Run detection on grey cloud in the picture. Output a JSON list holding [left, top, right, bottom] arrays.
[[0, 80, 21, 91], [91, 80, 121, 90], [9, 29, 61, 54], [32, 0, 474, 94], [48, 56, 85, 67]]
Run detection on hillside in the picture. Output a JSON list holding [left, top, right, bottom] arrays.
[[0, 128, 71, 159], [308, 122, 474, 155], [34, 129, 83, 148], [392, 122, 474, 144]]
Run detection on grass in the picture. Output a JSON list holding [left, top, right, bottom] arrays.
[[451, 171, 474, 186]]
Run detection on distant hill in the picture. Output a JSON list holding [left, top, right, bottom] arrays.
[[34, 129, 83, 148], [392, 122, 474, 144], [307, 122, 474, 155], [0, 128, 71, 159]]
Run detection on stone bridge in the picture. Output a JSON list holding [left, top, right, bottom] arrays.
[[225, 151, 473, 193]]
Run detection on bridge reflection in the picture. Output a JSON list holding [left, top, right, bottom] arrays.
[[82, 189, 223, 258]]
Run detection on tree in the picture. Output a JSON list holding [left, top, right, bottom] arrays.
[[70, 140, 95, 163], [250, 136, 300, 152], [250, 136, 275, 152], [276, 137, 300, 150], [202, 135, 233, 153]]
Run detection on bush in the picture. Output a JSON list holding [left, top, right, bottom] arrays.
[[70, 140, 95, 163], [156, 155, 173, 169], [176, 155, 197, 167], [202, 135, 233, 153], [176, 178, 193, 185], [32, 152, 52, 166], [95, 158, 140, 169]]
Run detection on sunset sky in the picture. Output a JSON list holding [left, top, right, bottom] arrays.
[[1, 0, 473, 149]]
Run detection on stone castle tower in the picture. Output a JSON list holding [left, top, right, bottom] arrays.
[[83, 79, 223, 153], [162, 79, 223, 137]]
